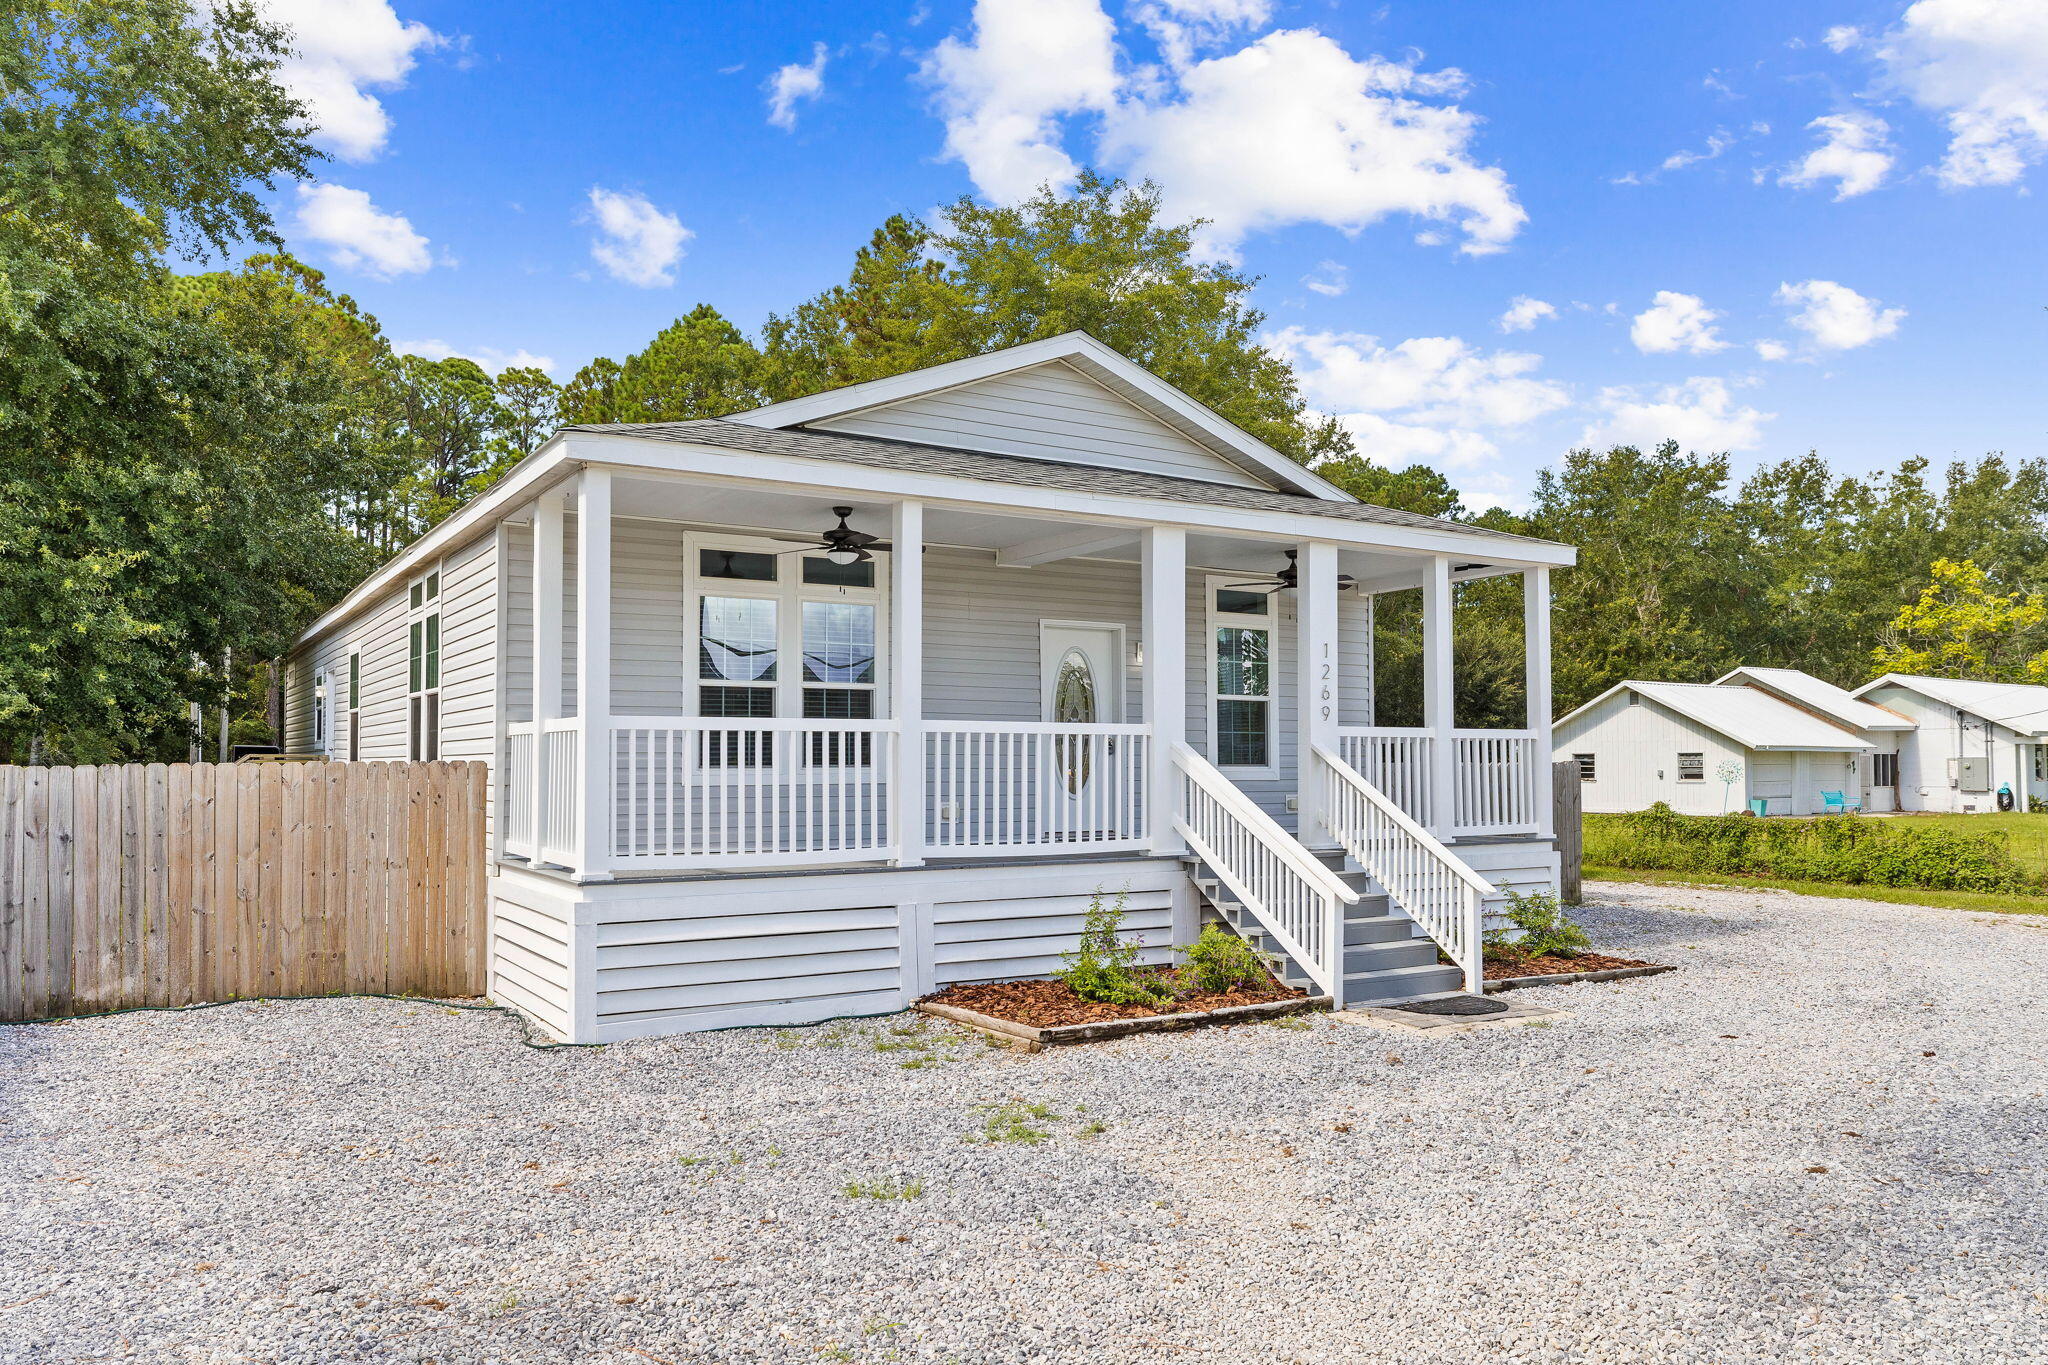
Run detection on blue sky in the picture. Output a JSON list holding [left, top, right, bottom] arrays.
[[261, 0, 2047, 510]]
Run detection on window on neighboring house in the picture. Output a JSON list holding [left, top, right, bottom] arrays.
[[346, 651, 361, 761], [1210, 581, 1273, 771], [312, 672, 328, 752], [1677, 752, 1704, 781], [1574, 753, 1596, 781], [690, 538, 885, 767], [408, 569, 441, 760], [1874, 752, 1900, 787]]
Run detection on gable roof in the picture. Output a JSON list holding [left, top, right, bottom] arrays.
[[563, 419, 1565, 549], [1713, 666, 1916, 732], [1554, 680, 1872, 751], [723, 331, 1350, 500], [1853, 673, 2048, 738]]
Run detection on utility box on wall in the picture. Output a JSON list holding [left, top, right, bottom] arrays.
[[1950, 756, 1990, 792]]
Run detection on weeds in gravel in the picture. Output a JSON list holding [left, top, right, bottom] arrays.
[[964, 1099, 1058, 1145], [1262, 1014, 1314, 1031], [842, 1176, 925, 1200]]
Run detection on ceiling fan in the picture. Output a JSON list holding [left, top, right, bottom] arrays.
[[775, 507, 889, 565], [1224, 549, 1356, 596]]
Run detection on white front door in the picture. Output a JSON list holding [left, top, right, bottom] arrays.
[[1040, 622, 1126, 839]]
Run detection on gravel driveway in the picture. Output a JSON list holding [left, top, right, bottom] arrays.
[[5, 881, 2047, 1364]]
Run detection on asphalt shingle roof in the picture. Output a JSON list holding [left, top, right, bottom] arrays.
[[566, 419, 1560, 550]]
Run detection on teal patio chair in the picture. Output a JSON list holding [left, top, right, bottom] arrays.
[[1820, 790, 1861, 814]]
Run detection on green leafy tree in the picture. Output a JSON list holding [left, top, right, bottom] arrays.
[[561, 304, 766, 425], [391, 354, 504, 530], [0, 0, 368, 760], [1873, 558, 2048, 682]]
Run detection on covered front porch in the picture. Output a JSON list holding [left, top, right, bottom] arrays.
[[491, 459, 1558, 884]]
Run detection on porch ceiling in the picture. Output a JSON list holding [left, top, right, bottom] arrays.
[[604, 473, 1482, 580]]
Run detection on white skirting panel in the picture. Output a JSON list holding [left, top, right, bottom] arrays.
[[1447, 836, 1562, 930], [489, 856, 1188, 1043]]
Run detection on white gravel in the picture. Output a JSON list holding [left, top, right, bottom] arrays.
[[5, 881, 2048, 1365]]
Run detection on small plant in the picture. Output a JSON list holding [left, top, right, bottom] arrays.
[[1261, 1013, 1313, 1031], [964, 1099, 1057, 1145], [1059, 889, 1173, 1007], [1176, 923, 1272, 993], [842, 1176, 925, 1200], [1487, 889, 1591, 960]]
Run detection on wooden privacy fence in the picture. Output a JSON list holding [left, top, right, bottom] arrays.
[[1553, 759, 1584, 904], [0, 761, 488, 1022]]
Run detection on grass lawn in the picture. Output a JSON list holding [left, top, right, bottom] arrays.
[[1584, 862, 2048, 917]]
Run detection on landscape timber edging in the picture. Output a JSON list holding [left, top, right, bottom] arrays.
[[915, 994, 1332, 1051], [1484, 964, 1675, 993]]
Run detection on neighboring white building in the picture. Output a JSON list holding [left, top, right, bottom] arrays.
[[1551, 677, 1890, 816], [282, 332, 1576, 1041], [1853, 674, 2048, 813]]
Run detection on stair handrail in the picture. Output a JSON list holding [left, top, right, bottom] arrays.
[[1170, 743, 1355, 1001], [1313, 744, 1495, 993]]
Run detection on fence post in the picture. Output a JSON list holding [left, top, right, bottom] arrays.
[[1553, 759, 1583, 904]]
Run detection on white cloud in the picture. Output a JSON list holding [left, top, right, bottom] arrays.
[[1661, 130, 1735, 172], [395, 340, 558, 375], [1497, 296, 1556, 333], [1582, 377, 1773, 453], [255, 0, 441, 162], [292, 183, 431, 278], [1629, 291, 1729, 355], [1755, 339, 1791, 361], [1778, 111, 1895, 198], [918, 0, 1120, 203], [1774, 279, 1905, 350], [585, 188, 692, 288], [1874, 0, 2048, 187], [766, 43, 829, 130], [1105, 30, 1525, 259], [919, 3, 1525, 259], [1133, 0, 1273, 68], [1301, 260, 1348, 296], [1269, 326, 1569, 466], [1823, 25, 1863, 53]]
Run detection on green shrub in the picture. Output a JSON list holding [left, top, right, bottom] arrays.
[[1177, 923, 1273, 993], [1583, 803, 2040, 894], [1485, 889, 1590, 960], [1059, 889, 1173, 1007]]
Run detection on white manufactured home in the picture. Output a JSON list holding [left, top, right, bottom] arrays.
[[1854, 673, 2048, 813], [284, 334, 1574, 1042]]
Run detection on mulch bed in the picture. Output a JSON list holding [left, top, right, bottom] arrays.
[[1483, 950, 1661, 981], [921, 970, 1304, 1029]]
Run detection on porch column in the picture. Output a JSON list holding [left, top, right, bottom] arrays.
[[532, 490, 565, 866], [573, 468, 613, 882], [1423, 554, 1456, 839], [1141, 525, 1186, 856], [891, 500, 925, 867], [1294, 541, 1341, 848], [1524, 566, 1555, 840]]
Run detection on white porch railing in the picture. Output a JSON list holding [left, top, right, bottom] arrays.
[[1315, 745, 1494, 993], [1337, 726, 1541, 837], [926, 722, 1149, 855], [503, 722, 538, 859], [1451, 730, 1541, 835], [538, 720, 581, 865], [608, 719, 900, 869], [1171, 743, 1355, 1003], [1336, 728, 1434, 828]]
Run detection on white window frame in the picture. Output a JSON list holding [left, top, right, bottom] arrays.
[[312, 671, 329, 753], [345, 650, 362, 762], [1574, 752, 1596, 782], [407, 565, 442, 761], [1676, 752, 1704, 782], [682, 530, 890, 735], [1206, 575, 1278, 778]]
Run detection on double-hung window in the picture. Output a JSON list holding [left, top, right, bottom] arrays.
[[408, 569, 441, 760], [1574, 753, 1596, 782], [691, 538, 883, 766], [312, 672, 329, 753], [1677, 752, 1704, 781], [346, 651, 362, 761], [1210, 581, 1274, 772]]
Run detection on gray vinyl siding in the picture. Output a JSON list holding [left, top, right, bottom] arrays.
[[806, 360, 1275, 490], [923, 548, 1143, 722], [437, 534, 497, 762]]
